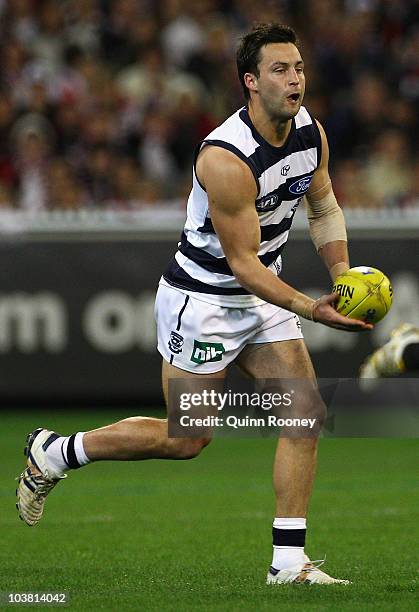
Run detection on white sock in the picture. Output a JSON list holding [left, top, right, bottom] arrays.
[[45, 432, 90, 475], [74, 432, 90, 466], [272, 517, 306, 571]]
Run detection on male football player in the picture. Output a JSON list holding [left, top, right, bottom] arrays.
[[17, 23, 372, 585]]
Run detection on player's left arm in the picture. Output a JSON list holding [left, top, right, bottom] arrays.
[[305, 120, 349, 282]]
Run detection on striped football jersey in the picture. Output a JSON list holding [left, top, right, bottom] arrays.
[[162, 105, 321, 307]]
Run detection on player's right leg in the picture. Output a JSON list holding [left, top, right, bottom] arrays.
[[235, 309, 349, 584]]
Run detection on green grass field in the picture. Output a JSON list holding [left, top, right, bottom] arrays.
[[0, 409, 418, 611]]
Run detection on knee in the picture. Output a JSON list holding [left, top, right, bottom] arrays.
[[300, 391, 327, 430], [283, 392, 326, 438], [312, 397, 327, 429], [300, 398, 327, 437], [174, 437, 212, 459]]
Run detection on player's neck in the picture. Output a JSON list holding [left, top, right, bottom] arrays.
[[247, 102, 292, 148]]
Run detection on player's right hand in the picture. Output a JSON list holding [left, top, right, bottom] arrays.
[[312, 293, 373, 332]]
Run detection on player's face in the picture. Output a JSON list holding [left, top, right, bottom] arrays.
[[252, 43, 305, 121]]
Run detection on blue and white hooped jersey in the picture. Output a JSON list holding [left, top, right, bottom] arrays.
[[162, 106, 322, 307]]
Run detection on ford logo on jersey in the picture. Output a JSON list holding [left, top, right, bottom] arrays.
[[289, 175, 313, 195], [255, 193, 279, 212]]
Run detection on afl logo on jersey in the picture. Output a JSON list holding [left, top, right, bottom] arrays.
[[255, 193, 280, 212], [289, 175, 313, 195]]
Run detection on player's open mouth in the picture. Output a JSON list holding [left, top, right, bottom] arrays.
[[287, 93, 300, 102]]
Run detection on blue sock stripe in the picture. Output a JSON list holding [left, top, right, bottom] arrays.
[[272, 528, 306, 547], [66, 434, 81, 469]]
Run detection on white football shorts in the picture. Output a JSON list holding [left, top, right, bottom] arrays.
[[155, 283, 304, 374]]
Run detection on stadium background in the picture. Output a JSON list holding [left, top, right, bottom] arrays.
[[0, 0, 417, 402], [0, 2, 418, 610]]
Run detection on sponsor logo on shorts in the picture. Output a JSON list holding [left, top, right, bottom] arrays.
[[191, 340, 225, 364], [289, 175, 313, 195], [168, 331, 184, 354]]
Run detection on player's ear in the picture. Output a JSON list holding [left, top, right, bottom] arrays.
[[244, 73, 258, 94]]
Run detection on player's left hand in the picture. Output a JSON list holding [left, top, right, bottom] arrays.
[[312, 293, 374, 332]]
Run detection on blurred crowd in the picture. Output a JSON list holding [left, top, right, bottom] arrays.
[[0, 0, 418, 211]]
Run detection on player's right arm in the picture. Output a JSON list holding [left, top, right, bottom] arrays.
[[196, 146, 372, 331]]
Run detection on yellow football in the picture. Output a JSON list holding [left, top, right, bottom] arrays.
[[332, 266, 393, 324]]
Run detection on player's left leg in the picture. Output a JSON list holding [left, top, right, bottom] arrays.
[[16, 361, 224, 526], [235, 339, 349, 584]]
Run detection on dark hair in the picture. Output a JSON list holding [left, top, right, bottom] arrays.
[[236, 23, 299, 100]]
